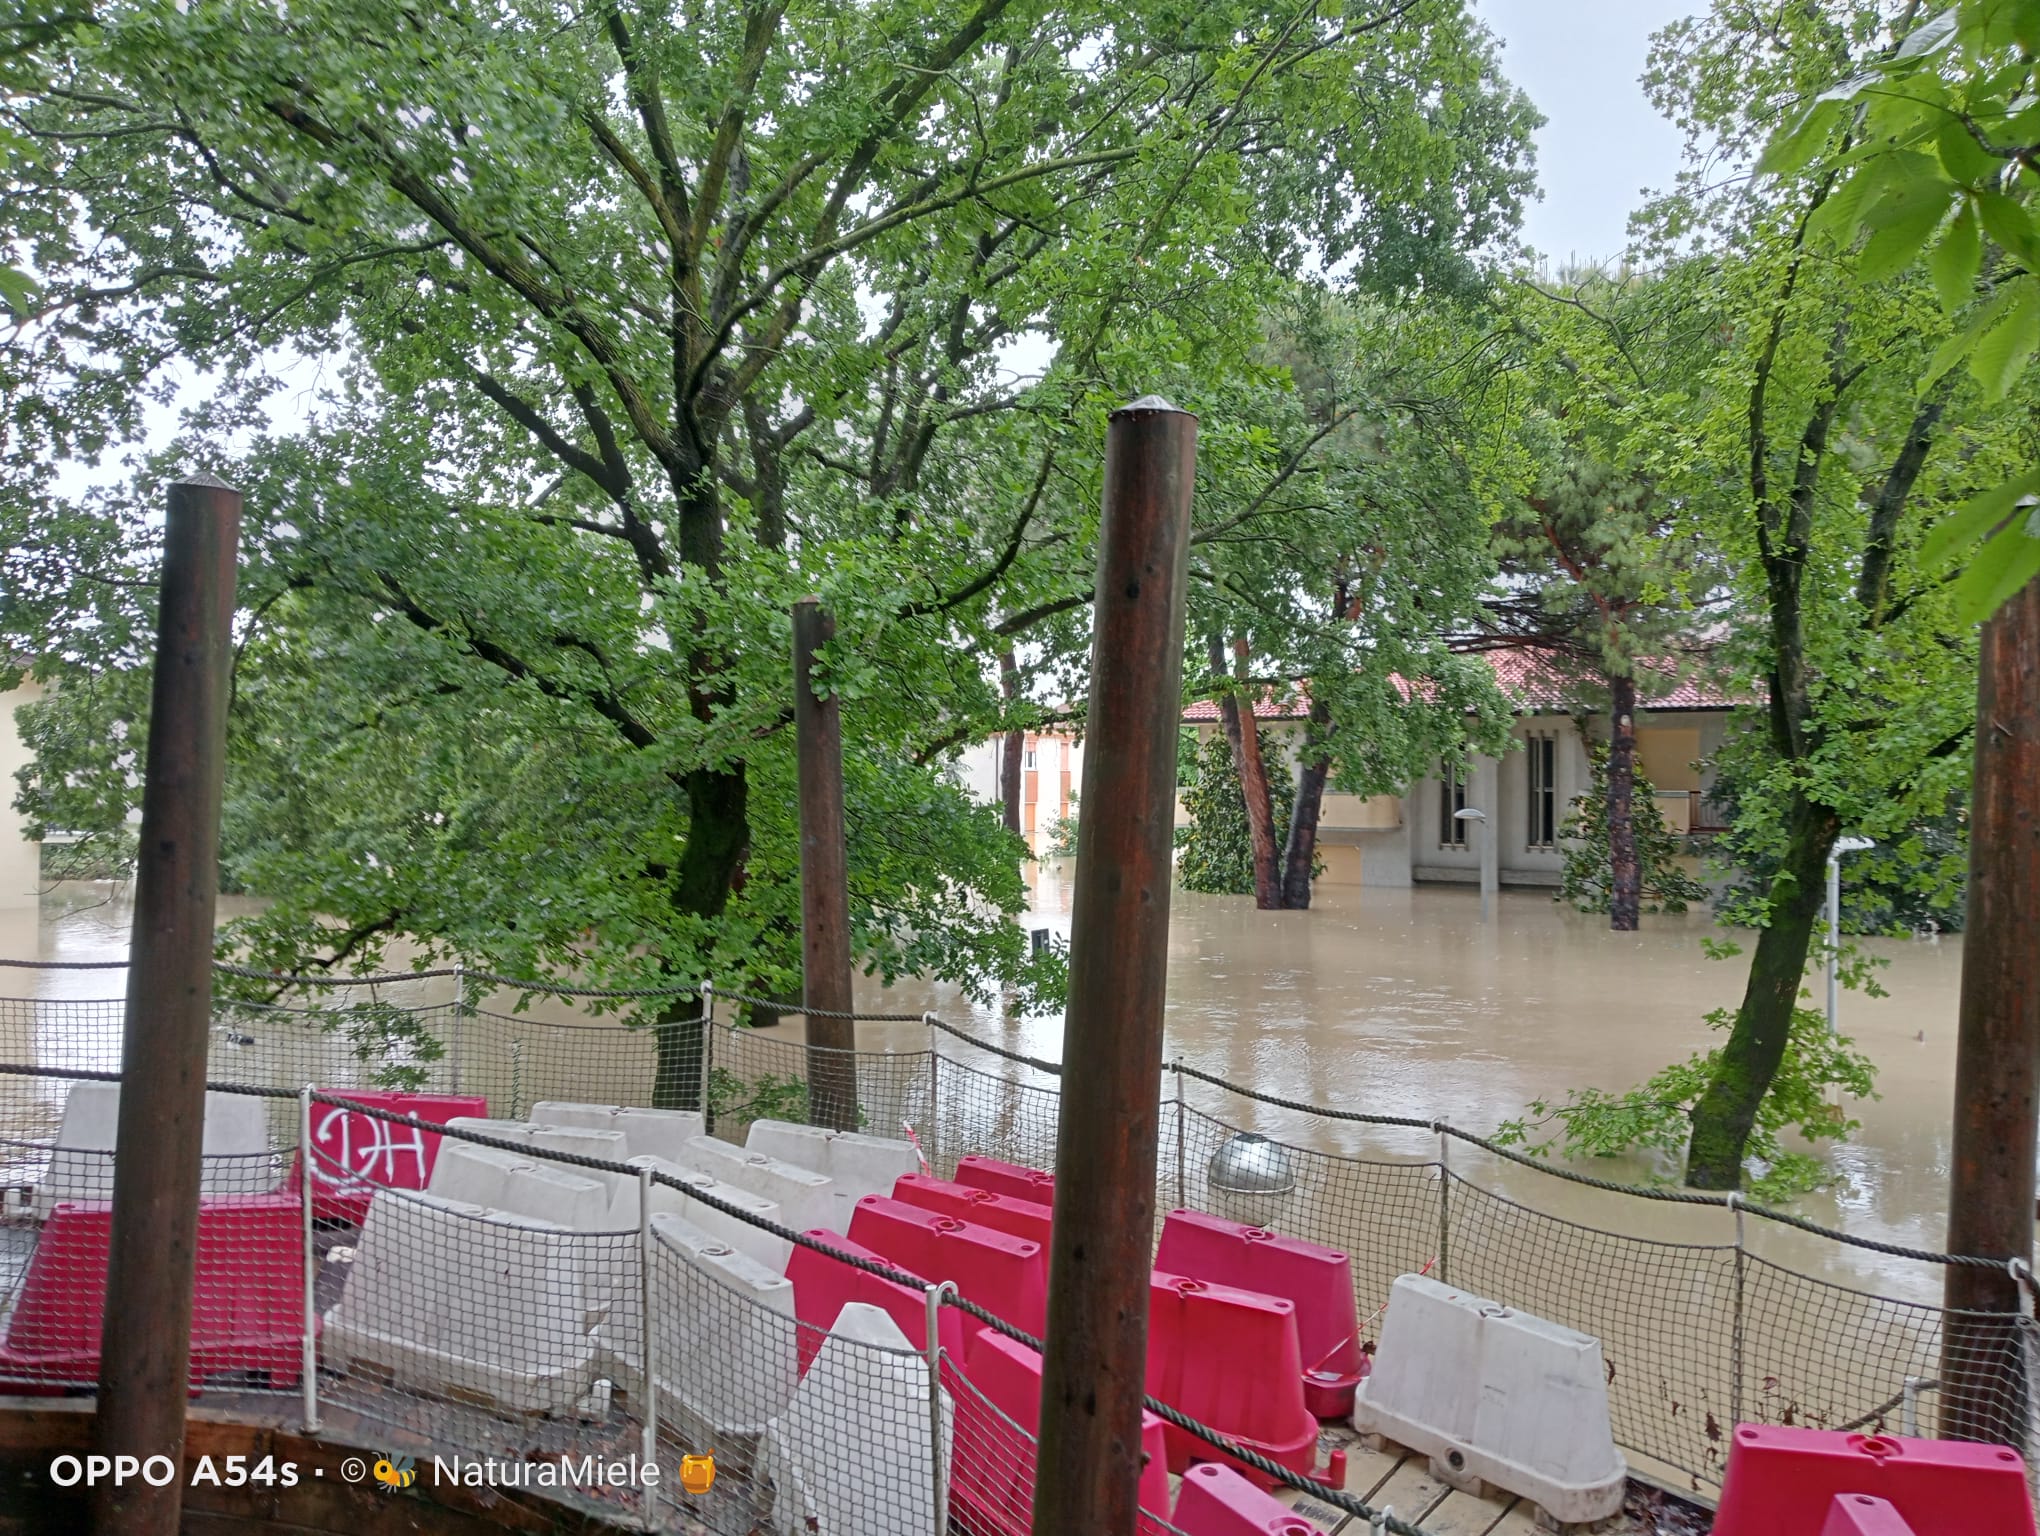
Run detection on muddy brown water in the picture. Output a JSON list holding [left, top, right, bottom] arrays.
[[0, 870, 1973, 1306]]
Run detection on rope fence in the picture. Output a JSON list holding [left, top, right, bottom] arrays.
[[0, 983, 2033, 1532]]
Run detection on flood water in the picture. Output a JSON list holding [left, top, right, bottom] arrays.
[[0, 869, 1976, 1307], [858, 860, 1974, 1309]]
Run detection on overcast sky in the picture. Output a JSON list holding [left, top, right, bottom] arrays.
[[1473, 0, 1700, 266]]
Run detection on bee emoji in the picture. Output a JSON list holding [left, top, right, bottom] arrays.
[[372, 1454, 416, 1490], [678, 1452, 715, 1495]]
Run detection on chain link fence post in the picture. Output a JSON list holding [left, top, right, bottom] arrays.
[[1173, 1058, 1186, 1210], [1435, 1119, 1451, 1287], [639, 1162, 659, 1532], [509, 1037, 524, 1120], [699, 980, 715, 1134], [1730, 1191, 1746, 1432], [449, 959, 466, 1095], [298, 1083, 321, 1436], [925, 1281, 956, 1536], [924, 1013, 940, 1167]]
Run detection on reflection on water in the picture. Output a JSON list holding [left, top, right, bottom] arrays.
[[0, 872, 1976, 1303]]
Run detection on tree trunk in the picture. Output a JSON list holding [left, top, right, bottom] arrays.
[[1684, 793, 1838, 1188], [1940, 573, 2040, 1448], [1281, 701, 1335, 910], [652, 762, 752, 1111], [1207, 633, 1281, 908], [999, 650, 1023, 837], [1607, 671, 1641, 932]]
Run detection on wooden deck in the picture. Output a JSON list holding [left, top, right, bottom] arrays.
[[1257, 1421, 1712, 1534], [1274, 1436, 1547, 1535]]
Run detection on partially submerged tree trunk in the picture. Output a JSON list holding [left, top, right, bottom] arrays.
[[1606, 671, 1641, 932], [1280, 700, 1335, 910], [999, 650, 1023, 837], [1685, 793, 1838, 1188], [1209, 632, 1283, 908]]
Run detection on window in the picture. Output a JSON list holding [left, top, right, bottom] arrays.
[[1024, 749, 1037, 769], [1438, 761, 1467, 847], [1527, 735, 1557, 848]]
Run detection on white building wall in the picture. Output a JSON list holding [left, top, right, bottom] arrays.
[[0, 683, 42, 909]]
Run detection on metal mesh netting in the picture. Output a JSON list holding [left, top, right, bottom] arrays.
[[1, 989, 2038, 1529]]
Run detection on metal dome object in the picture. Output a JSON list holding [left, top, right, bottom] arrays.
[[1207, 1133, 1296, 1195], [1206, 1133, 1297, 1228]]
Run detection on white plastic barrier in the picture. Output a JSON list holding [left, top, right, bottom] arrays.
[[745, 1120, 918, 1204], [322, 1190, 597, 1414], [763, 1301, 952, 1536], [531, 1102, 704, 1164], [601, 1212, 799, 1445], [609, 1156, 789, 1274], [445, 1117, 630, 1210], [426, 1141, 610, 1231], [37, 1082, 274, 1217], [682, 1134, 847, 1235], [1352, 1274, 1627, 1524]]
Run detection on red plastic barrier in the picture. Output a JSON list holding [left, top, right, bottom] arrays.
[[891, 1173, 1054, 1248], [953, 1154, 1055, 1206], [1714, 1426, 2034, 1536], [1170, 1463, 1320, 1536], [0, 1196, 310, 1390], [847, 1195, 1047, 1337], [1822, 1495, 1920, 1536], [784, 1229, 965, 1373], [1146, 1270, 1317, 1484], [1154, 1207, 1365, 1418], [951, 1329, 1171, 1536], [299, 1090, 488, 1224]]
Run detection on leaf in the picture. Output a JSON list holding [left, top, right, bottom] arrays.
[[1860, 168, 1961, 230], [1936, 117, 2002, 185], [1918, 465, 2040, 570], [0, 266, 36, 314], [1757, 98, 1845, 178], [1951, 519, 2040, 623], [1976, 189, 2040, 267], [1930, 202, 1983, 311], [1968, 274, 2040, 397], [1858, 196, 1952, 281], [1895, 10, 1959, 58]]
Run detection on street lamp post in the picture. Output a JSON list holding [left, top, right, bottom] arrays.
[[1826, 834, 1875, 1035], [1454, 807, 1492, 923]]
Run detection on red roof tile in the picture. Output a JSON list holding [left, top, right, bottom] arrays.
[[1181, 651, 1735, 723]]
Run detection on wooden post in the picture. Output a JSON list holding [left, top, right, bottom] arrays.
[[92, 475, 241, 1535], [1941, 571, 2040, 1447], [1032, 397, 1196, 1536], [793, 596, 858, 1131]]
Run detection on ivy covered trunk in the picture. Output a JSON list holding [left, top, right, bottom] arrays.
[[1607, 672, 1641, 932], [1685, 794, 1838, 1188]]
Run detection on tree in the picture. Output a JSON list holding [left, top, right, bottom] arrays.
[[1190, 292, 1516, 910], [1476, 274, 1716, 930], [1, 0, 1537, 1101], [1759, 0, 2040, 622], [1635, 0, 2012, 1188]]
